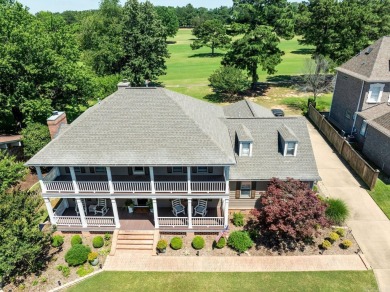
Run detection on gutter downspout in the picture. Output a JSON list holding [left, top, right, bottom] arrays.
[[351, 80, 365, 134]]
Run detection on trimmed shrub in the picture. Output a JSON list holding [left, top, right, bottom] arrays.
[[233, 212, 244, 227], [71, 234, 82, 246], [51, 235, 64, 247], [65, 245, 91, 266], [92, 236, 104, 248], [104, 233, 111, 241], [157, 239, 168, 251], [341, 239, 353, 249], [88, 252, 98, 262], [192, 236, 205, 250], [328, 232, 340, 243], [227, 231, 253, 253], [214, 237, 226, 249], [56, 265, 70, 277], [326, 198, 349, 225], [170, 237, 183, 250], [321, 240, 332, 250], [334, 228, 345, 237]]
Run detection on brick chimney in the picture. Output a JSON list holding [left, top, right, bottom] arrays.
[[47, 111, 67, 139]]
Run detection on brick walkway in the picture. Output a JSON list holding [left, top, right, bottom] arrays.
[[104, 251, 367, 272]]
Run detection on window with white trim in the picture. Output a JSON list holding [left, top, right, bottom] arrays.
[[285, 142, 297, 156], [360, 120, 368, 136], [133, 167, 145, 175], [367, 84, 384, 103], [197, 166, 208, 173], [241, 142, 250, 156], [240, 182, 251, 198]]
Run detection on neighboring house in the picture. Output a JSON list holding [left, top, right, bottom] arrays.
[[26, 83, 320, 232], [328, 36, 390, 175], [0, 135, 22, 157]]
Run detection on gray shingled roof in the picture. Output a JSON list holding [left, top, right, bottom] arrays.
[[278, 124, 299, 142], [225, 118, 320, 181], [357, 103, 390, 136], [26, 88, 236, 166], [236, 124, 253, 142], [223, 100, 274, 118], [337, 36, 390, 82]]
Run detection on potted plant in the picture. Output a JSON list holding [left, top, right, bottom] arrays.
[[125, 199, 134, 213], [157, 239, 168, 253], [147, 199, 153, 213], [88, 252, 99, 266]]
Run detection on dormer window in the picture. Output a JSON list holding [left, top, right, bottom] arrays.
[[367, 84, 384, 103], [285, 142, 297, 156], [241, 142, 251, 156], [236, 124, 253, 157], [278, 124, 299, 157]]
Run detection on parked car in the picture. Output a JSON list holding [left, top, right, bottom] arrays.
[[271, 109, 285, 117]]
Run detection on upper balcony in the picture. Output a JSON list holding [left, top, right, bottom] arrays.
[[40, 166, 229, 195]]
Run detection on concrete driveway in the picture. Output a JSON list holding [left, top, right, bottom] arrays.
[[307, 121, 390, 292]]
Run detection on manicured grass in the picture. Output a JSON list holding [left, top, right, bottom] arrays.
[[67, 271, 377, 292], [369, 175, 390, 219], [282, 94, 333, 113], [159, 29, 314, 100]]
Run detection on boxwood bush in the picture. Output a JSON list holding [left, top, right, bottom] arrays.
[[227, 231, 253, 253], [328, 232, 340, 243], [192, 236, 205, 250], [233, 212, 244, 227], [326, 198, 349, 225], [214, 237, 226, 249], [170, 237, 183, 250], [341, 239, 353, 249], [92, 236, 104, 248], [51, 235, 64, 247], [321, 240, 332, 250], [65, 245, 91, 266], [71, 234, 82, 246]]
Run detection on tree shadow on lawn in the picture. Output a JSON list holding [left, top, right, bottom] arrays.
[[188, 52, 225, 58], [266, 75, 304, 87], [166, 41, 177, 44], [291, 48, 315, 55]]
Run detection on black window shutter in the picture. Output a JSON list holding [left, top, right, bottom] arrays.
[[128, 167, 133, 175], [208, 167, 213, 173], [192, 167, 197, 174], [251, 181, 256, 199], [167, 167, 172, 173], [89, 167, 95, 173], [235, 181, 241, 199], [80, 167, 86, 173], [65, 167, 70, 174], [183, 167, 187, 173], [145, 167, 150, 175]]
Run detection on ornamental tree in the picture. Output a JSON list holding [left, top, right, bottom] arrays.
[[208, 66, 250, 98], [251, 178, 329, 250]]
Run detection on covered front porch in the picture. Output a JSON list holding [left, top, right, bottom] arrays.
[[45, 197, 229, 231]]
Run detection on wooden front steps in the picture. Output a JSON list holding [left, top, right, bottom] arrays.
[[111, 230, 157, 254]]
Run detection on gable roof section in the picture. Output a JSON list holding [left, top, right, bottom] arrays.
[[357, 103, 390, 136], [337, 36, 390, 82], [223, 100, 274, 118], [236, 124, 253, 142], [278, 124, 299, 142], [26, 88, 235, 166]]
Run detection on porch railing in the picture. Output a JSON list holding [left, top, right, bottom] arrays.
[[158, 217, 188, 226], [113, 181, 151, 192], [155, 182, 188, 193], [53, 216, 82, 226], [85, 216, 115, 226], [191, 182, 225, 192], [78, 181, 109, 192], [192, 217, 224, 226], [44, 181, 74, 192]]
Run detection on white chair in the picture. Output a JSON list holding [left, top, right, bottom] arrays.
[[171, 199, 185, 217], [75, 199, 87, 215], [93, 199, 109, 216], [193, 199, 208, 217]]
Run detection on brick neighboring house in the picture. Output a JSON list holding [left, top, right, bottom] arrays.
[[26, 84, 320, 232], [328, 36, 390, 175]]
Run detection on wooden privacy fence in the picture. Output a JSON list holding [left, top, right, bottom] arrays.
[[308, 105, 379, 190]]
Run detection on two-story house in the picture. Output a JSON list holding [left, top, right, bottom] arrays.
[[26, 83, 320, 232], [328, 36, 390, 175]]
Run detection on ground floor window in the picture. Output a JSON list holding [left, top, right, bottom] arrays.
[[240, 182, 251, 198]]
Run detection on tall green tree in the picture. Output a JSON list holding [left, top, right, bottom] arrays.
[[155, 6, 179, 37], [0, 151, 27, 193], [0, 190, 50, 281], [122, 0, 169, 86], [21, 123, 51, 159], [223, 26, 283, 87], [190, 20, 231, 55]]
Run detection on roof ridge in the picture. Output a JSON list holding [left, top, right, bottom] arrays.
[[244, 99, 256, 117]]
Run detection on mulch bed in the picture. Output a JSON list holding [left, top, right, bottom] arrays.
[[3, 232, 112, 292]]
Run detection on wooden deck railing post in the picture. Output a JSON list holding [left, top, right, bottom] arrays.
[[188, 198, 193, 229]]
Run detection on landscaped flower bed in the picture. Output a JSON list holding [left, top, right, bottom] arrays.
[[3, 232, 112, 291]]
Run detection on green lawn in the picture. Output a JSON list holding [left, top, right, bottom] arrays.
[[159, 29, 314, 100], [369, 175, 390, 219], [67, 271, 377, 292]]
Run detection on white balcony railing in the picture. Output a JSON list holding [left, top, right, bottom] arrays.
[[155, 182, 188, 192], [158, 217, 188, 226], [191, 182, 225, 193], [192, 217, 224, 226], [85, 216, 115, 226], [44, 181, 74, 192], [113, 181, 151, 192], [54, 216, 82, 226], [78, 181, 109, 193]]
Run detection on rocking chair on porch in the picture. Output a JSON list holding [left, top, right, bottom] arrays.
[[75, 199, 87, 216], [193, 199, 208, 217], [171, 199, 185, 217], [92, 199, 109, 216]]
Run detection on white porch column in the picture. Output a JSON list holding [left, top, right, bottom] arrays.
[[106, 167, 114, 194], [149, 167, 155, 194], [224, 166, 230, 195], [223, 198, 229, 228], [187, 167, 191, 194], [76, 198, 87, 227], [36, 166, 47, 193], [152, 198, 159, 228], [188, 198, 193, 229], [111, 198, 121, 228], [69, 167, 79, 193], [44, 197, 55, 224]]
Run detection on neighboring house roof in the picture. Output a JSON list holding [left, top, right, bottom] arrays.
[[357, 103, 390, 137], [225, 118, 320, 181], [26, 88, 236, 166], [0, 135, 21, 144], [337, 36, 390, 82], [223, 100, 274, 118]]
